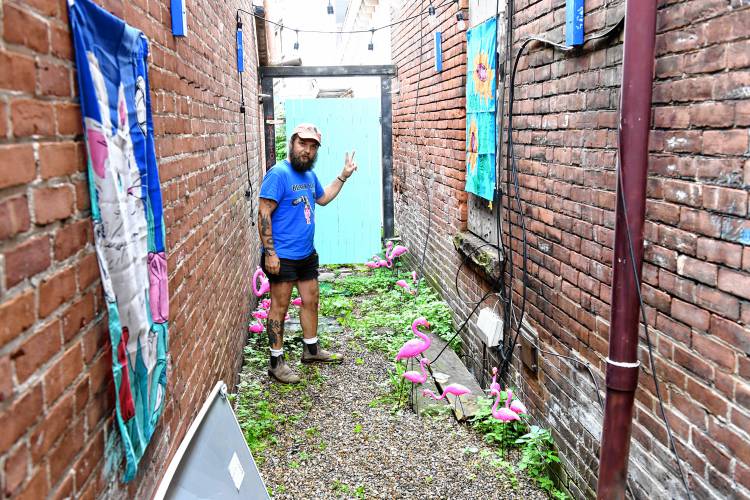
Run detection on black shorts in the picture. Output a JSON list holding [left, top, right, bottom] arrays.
[[261, 251, 319, 283]]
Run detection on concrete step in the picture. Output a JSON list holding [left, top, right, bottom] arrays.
[[405, 332, 483, 422]]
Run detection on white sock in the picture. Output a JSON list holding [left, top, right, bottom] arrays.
[[303, 337, 318, 345], [270, 348, 284, 357]]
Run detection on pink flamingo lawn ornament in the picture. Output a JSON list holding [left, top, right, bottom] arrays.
[[291, 297, 303, 307], [402, 357, 430, 384], [491, 387, 521, 458], [411, 271, 418, 285], [260, 299, 272, 310], [252, 267, 270, 297], [254, 309, 290, 321], [365, 254, 391, 269], [395, 317, 431, 362], [386, 241, 409, 261], [489, 367, 500, 396], [507, 388, 528, 415], [248, 321, 264, 334], [491, 389, 521, 423], [422, 383, 472, 414], [395, 279, 416, 296]]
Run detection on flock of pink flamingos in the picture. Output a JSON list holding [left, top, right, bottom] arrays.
[[248, 242, 528, 423]]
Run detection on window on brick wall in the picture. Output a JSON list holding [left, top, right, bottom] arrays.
[[467, 1, 506, 247]]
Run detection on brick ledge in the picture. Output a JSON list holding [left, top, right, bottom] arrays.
[[452, 231, 503, 285]]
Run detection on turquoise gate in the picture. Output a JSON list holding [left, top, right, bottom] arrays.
[[285, 98, 382, 265]]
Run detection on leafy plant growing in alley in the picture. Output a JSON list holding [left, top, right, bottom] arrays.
[[471, 396, 569, 499], [471, 394, 528, 446], [231, 380, 284, 459], [321, 266, 460, 358], [516, 426, 567, 499]]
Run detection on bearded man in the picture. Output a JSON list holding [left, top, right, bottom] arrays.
[[257, 123, 357, 383]]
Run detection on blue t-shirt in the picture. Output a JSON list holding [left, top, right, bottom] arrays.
[[259, 160, 325, 260]]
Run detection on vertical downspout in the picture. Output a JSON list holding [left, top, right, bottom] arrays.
[[597, 1, 658, 499]]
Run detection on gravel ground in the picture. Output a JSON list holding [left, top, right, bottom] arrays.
[[239, 307, 550, 499]]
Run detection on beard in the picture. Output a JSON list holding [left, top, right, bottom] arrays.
[[289, 149, 317, 172]]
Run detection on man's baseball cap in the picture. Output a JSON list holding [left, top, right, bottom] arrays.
[[291, 123, 322, 145]]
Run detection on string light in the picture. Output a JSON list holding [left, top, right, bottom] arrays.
[[327, 0, 334, 15], [293, 30, 299, 50], [456, 10, 465, 31], [237, 0, 456, 39], [368, 28, 374, 51], [428, 1, 437, 27], [237, 0, 454, 35]]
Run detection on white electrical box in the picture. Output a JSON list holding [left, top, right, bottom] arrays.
[[477, 307, 503, 347]]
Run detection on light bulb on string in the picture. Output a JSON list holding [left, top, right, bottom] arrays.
[[428, 2, 437, 28], [456, 10, 465, 31], [293, 30, 299, 51], [367, 28, 374, 51], [327, 1, 334, 15]]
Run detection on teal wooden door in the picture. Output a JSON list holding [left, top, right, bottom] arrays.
[[285, 98, 382, 265]]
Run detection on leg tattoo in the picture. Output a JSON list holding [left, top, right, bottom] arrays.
[[268, 319, 283, 348]]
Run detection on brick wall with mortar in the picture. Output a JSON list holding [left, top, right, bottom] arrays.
[[392, 0, 750, 498], [0, 0, 262, 498]]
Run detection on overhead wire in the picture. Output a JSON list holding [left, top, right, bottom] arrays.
[[237, 0, 455, 36], [236, 14, 256, 223], [232, 0, 453, 226], [408, 0, 461, 295]]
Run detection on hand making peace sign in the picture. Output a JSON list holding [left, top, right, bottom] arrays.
[[342, 151, 358, 179]]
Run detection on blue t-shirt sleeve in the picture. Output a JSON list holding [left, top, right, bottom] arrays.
[[314, 174, 324, 199], [260, 168, 285, 202]]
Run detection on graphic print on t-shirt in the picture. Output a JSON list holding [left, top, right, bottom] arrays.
[[292, 194, 313, 225]]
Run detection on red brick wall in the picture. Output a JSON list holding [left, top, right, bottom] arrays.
[[0, 1, 262, 498], [392, 0, 750, 498], [391, 0, 470, 292]]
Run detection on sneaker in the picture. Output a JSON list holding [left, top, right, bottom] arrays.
[[268, 357, 301, 384], [301, 345, 343, 364]]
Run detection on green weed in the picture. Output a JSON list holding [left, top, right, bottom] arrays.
[[471, 394, 528, 446], [232, 380, 284, 460], [516, 426, 568, 499]]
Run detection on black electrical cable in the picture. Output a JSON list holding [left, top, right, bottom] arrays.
[[499, 0, 516, 361], [430, 287, 495, 364], [497, 35, 543, 380], [428, 241, 505, 368], [616, 161, 692, 499], [492, 10, 685, 497], [497, 17, 626, 381], [536, 347, 605, 411], [453, 241, 502, 306], [492, 0, 511, 331], [236, 15, 256, 225]]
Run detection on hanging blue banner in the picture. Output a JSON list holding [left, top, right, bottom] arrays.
[[465, 16, 497, 201], [237, 25, 245, 72], [68, 0, 169, 482]]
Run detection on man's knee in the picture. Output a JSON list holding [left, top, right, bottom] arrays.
[[303, 294, 319, 311], [270, 283, 292, 311]]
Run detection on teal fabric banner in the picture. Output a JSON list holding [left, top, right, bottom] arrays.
[[69, 0, 169, 481], [465, 17, 497, 201]]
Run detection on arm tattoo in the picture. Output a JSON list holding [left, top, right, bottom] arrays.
[[258, 206, 276, 255], [267, 319, 283, 347]]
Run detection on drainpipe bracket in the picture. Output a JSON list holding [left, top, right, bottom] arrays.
[[605, 357, 640, 392]]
